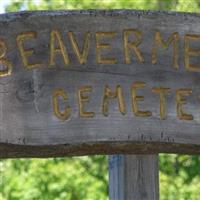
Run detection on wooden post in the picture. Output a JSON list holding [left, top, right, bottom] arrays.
[[109, 155, 159, 200]]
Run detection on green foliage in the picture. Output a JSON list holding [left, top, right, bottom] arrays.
[[5, 0, 200, 12], [159, 154, 200, 200], [160, 154, 200, 184], [0, 156, 108, 200], [1, 0, 200, 199], [160, 172, 200, 200]]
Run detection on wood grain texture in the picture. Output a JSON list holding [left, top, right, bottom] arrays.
[[0, 10, 200, 158], [109, 155, 159, 200]]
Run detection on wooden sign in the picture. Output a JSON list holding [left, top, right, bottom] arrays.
[[0, 10, 200, 158]]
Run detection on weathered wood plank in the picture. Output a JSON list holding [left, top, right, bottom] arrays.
[[109, 155, 159, 200], [0, 10, 200, 157]]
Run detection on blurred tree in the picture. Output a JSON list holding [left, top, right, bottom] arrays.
[[4, 0, 200, 12], [0, 156, 108, 200], [1, 0, 200, 200]]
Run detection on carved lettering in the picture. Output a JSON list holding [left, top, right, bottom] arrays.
[[96, 32, 117, 64], [78, 86, 95, 118], [131, 82, 152, 117], [49, 30, 70, 67], [176, 89, 193, 120], [52, 88, 71, 120], [102, 85, 126, 116], [68, 32, 90, 64], [0, 39, 12, 77], [152, 87, 171, 120], [17, 31, 42, 69], [124, 29, 144, 64], [184, 34, 200, 72], [152, 31, 179, 69]]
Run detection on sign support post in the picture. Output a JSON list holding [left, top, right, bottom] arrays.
[[109, 155, 159, 200]]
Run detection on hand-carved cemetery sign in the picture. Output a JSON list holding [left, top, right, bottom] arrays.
[[0, 10, 199, 158]]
